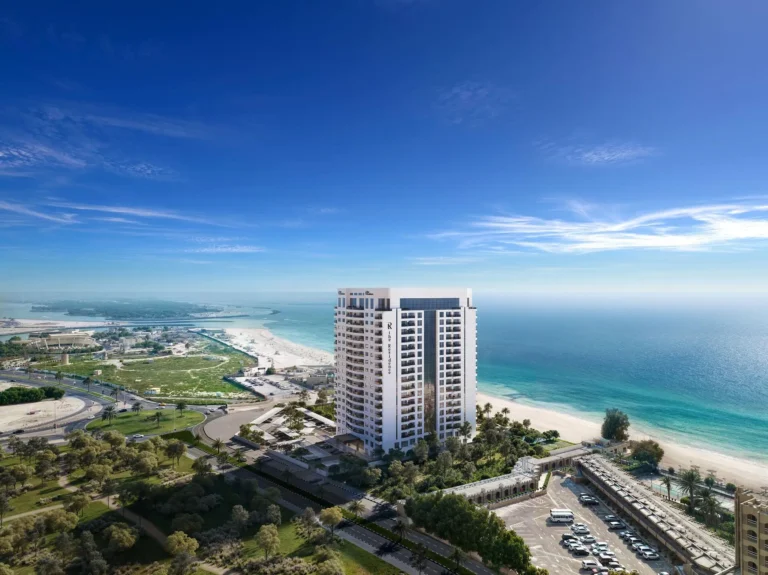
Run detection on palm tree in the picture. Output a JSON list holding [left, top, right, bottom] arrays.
[[661, 475, 673, 500], [679, 469, 701, 513], [132, 401, 143, 415], [55, 371, 64, 385], [83, 376, 92, 393], [450, 547, 464, 570], [175, 401, 187, 418], [110, 387, 119, 402], [392, 518, 408, 543], [153, 411, 163, 428], [483, 402, 492, 416], [102, 405, 116, 425], [347, 500, 364, 516], [212, 439, 224, 453], [409, 544, 428, 575], [699, 491, 720, 527], [704, 475, 716, 491]]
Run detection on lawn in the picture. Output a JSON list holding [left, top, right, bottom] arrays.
[[4, 477, 70, 517], [542, 439, 577, 453], [242, 513, 398, 575], [86, 409, 204, 435], [51, 340, 255, 398], [68, 453, 195, 488]]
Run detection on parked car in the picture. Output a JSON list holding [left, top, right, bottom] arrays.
[[572, 548, 590, 557], [118, 408, 128, 413], [582, 498, 599, 506], [598, 552, 616, 564], [608, 521, 625, 530], [642, 551, 660, 561], [580, 535, 597, 544], [603, 514, 618, 522], [12, 429, 24, 434], [571, 523, 588, 530], [562, 533, 579, 542], [580, 559, 599, 570], [573, 527, 590, 535]]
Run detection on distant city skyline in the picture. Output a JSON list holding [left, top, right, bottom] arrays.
[[2, 2, 768, 295]]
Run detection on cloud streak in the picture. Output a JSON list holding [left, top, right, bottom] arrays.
[[0, 201, 77, 224], [186, 245, 265, 254], [437, 82, 511, 126], [537, 139, 656, 166], [432, 202, 768, 254], [47, 202, 217, 225]]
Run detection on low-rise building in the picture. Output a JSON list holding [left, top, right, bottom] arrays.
[[736, 489, 768, 575]]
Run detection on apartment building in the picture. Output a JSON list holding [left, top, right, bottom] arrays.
[[334, 287, 477, 455], [736, 489, 768, 575]]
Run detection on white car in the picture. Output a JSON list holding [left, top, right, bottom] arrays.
[[580, 535, 596, 544], [580, 559, 599, 570], [571, 523, 588, 530], [132, 434, 144, 439], [642, 551, 660, 561]]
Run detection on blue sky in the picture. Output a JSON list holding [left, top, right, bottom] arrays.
[[2, 0, 768, 297]]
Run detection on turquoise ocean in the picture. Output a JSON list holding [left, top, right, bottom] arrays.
[[2, 297, 767, 464]]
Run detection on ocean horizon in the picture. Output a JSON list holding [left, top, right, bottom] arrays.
[[3, 297, 767, 465]]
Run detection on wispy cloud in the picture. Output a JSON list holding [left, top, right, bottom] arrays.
[[92, 217, 145, 225], [47, 202, 216, 225], [0, 200, 77, 224], [312, 207, 341, 215], [105, 161, 176, 180], [437, 82, 512, 126], [537, 138, 656, 166], [409, 256, 481, 265], [186, 245, 265, 254], [176, 258, 213, 265], [432, 202, 768, 254]]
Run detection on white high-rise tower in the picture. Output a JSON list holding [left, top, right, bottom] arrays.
[[334, 288, 477, 455]]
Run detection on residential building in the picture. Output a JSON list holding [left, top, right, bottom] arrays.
[[334, 287, 477, 455], [736, 489, 768, 575]]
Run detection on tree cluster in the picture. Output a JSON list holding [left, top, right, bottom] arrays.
[[601, 408, 630, 441], [405, 492, 536, 572], [630, 440, 664, 468], [0, 386, 65, 406]]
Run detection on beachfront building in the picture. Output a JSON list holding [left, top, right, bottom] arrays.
[[334, 287, 477, 456], [736, 489, 768, 575]]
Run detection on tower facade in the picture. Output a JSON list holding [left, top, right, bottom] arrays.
[[334, 288, 476, 455]]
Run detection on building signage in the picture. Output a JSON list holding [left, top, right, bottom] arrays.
[[387, 321, 393, 376]]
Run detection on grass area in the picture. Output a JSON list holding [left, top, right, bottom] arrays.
[[308, 402, 335, 421], [242, 515, 399, 575], [51, 341, 254, 398], [4, 476, 70, 516], [85, 409, 204, 435], [542, 439, 576, 452], [69, 452, 195, 488]]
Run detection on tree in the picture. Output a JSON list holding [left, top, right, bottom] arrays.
[[255, 524, 281, 559], [132, 401, 143, 414], [631, 440, 664, 468], [392, 518, 408, 542], [171, 513, 204, 534], [104, 523, 138, 552], [704, 475, 716, 491], [169, 552, 197, 575], [166, 531, 199, 556], [409, 543, 428, 575], [79, 531, 108, 575], [231, 504, 250, 530], [347, 500, 364, 516], [317, 388, 329, 404], [153, 411, 163, 427], [661, 476, 672, 500], [165, 440, 187, 467], [0, 495, 12, 527], [459, 420, 472, 443], [601, 408, 630, 441], [34, 553, 64, 575], [450, 547, 464, 570], [65, 493, 90, 516], [298, 389, 309, 403], [102, 478, 118, 507], [266, 504, 282, 526], [175, 401, 188, 417], [101, 404, 117, 424], [679, 468, 701, 513], [192, 457, 212, 476], [413, 440, 429, 464], [319, 506, 343, 538], [83, 376, 92, 393], [212, 438, 224, 453], [699, 491, 721, 527]]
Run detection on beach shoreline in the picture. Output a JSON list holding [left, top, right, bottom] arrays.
[[476, 391, 768, 491], [222, 327, 334, 369]]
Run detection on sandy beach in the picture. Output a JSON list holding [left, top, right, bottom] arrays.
[[224, 327, 334, 369], [477, 391, 768, 491]]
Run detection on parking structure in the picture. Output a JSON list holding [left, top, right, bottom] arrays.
[[493, 475, 675, 575]]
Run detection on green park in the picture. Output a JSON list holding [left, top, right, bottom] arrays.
[[85, 405, 205, 436]]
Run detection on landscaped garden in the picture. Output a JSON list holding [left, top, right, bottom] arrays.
[[86, 407, 204, 436]]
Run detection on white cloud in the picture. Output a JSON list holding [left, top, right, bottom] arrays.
[[537, 138, 656, 166], [409, 256, 481, 265], [0, 201, 77, 224], [186, 245, 265, 254], [437, 82, 511, 126], [92, 217, 145, 225], [432, 202, 768, 254], [47, 202, 216, 224]]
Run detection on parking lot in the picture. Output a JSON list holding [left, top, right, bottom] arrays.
[[494, 475, 675, 575]]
